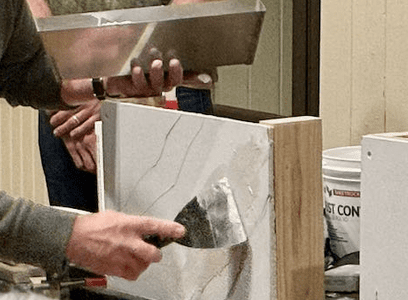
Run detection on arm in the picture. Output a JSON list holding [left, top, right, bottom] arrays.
[[66, 210, 185, 280], [0, 192, 76, 275], [0, 0, 65, 110], [0, 192, 185, 280]]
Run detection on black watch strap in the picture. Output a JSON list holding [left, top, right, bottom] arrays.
[[92, 78, 106, 100]]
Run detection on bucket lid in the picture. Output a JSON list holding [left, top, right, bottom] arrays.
[[322, 146, 361, 178]]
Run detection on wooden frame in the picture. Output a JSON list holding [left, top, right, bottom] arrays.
[[262, 117, 324, 299]]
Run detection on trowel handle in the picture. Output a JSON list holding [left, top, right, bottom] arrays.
[[143, 234, 177, 248]]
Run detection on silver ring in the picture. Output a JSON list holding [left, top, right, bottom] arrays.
[[72, 115, 81, 125]]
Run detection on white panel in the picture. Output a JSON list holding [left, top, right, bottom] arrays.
[[361, 133, 408, 299], [102, 101, 274, 300]]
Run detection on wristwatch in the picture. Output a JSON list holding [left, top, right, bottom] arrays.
[[92, 78, 106, 100]]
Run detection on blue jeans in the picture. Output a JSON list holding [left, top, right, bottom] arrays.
[[38, 87, 212, 212], [176, 87, 212, 114]]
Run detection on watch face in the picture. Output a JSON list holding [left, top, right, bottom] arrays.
[[92, 78, 106, 100]]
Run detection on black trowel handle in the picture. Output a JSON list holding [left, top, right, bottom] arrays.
[[143, 234, 177, 248]]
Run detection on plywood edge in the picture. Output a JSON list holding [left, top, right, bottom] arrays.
[[261, 117, 324, 300]]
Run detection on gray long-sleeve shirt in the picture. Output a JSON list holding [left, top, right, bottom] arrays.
[[0, 0, 76, 275]]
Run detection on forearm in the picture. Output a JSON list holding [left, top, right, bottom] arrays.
[[61, 79, 96, 106], [0, 0, 66, 110], [0, 191, 76, 276]]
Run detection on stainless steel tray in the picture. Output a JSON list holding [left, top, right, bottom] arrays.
[[35, 0, 265, 79]]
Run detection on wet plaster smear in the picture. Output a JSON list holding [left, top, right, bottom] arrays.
[[101, 101, 276, 300]]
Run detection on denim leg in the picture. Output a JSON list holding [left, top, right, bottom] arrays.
[[176, 87, 212, 114], [38, 110, 98, 212]]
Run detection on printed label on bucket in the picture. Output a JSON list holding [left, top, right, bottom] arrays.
[[324, 181, 360, 259]]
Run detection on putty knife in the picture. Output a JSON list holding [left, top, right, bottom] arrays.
[[144, 177, 247, 249]]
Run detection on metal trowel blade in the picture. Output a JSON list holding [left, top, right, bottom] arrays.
[[144, 178, 247, 249]]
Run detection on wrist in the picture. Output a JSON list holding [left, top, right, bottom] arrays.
[[61, 79, 95, 107], [92, 78, 107, 100], [103, 77, 124, 98]]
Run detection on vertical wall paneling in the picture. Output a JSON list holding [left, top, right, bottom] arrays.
[[321, 0, 408, 149], [385, 1, 408, 132], [0, 99, 48, 205], [350, 0, 386, 145], [214, 0, 291, 115], [320, 0, 353, 149], [0, 100, 13, 194], [11, 103, 23, 197]]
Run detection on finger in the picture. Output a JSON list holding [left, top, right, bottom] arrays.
[[131, 240, 162, 263], [70, 114, 99, 139], [148, 59, 164, 96], [148, 47, 163, 62], [131, 65, 150, 96], [63, 137, 84, 170], [136, 216, 185, 239], [83, 131, 97, 154], [51, 100, 99, 137], [53, 114, 84, 137], [71, 103, 96, 124], [76, 140, 96, 173], [164, 58, 183, 91], [49, 109, 76, 128]]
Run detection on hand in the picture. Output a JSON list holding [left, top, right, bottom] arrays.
[[182, 71, 214, 90], [106, 54, 183, 98], [62, 130, 97, 174], [50, 98, 101, 139], [65, 210, 185, 280], [61, 55, 184, 107]]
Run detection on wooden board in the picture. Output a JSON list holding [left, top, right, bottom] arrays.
[[262, 117, 324, 300]]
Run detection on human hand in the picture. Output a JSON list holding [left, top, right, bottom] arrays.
[[182, 71, 214, 90], [61, 57, 183, 107], [65, 210, 185, 280], [106, 52, 183, 98], [62, 130, 97, 174], [50, 98, 101, 139]]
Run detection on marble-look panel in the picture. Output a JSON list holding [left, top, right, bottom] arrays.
[[101, 101, 275, 300]]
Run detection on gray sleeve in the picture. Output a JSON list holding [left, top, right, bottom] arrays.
[[0, 191, 77, 276], [0, 0, 67, 110]]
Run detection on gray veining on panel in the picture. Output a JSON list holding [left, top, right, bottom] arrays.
[[102, 101, 275, 299]]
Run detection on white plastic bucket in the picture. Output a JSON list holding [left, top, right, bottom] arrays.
[[323, 146, 361, 259]]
